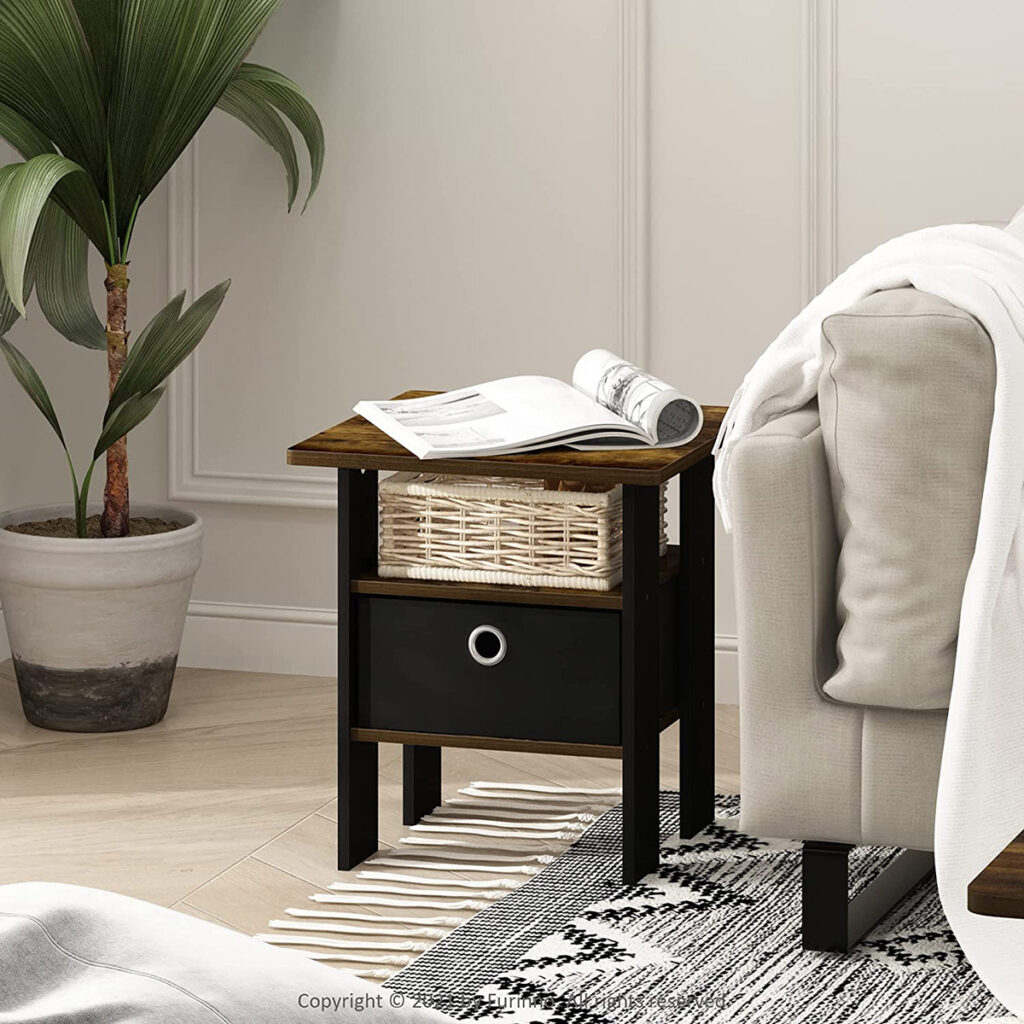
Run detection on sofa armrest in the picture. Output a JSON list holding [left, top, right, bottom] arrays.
[[730, 402, 864, 841], [731, 401, 838, 697]]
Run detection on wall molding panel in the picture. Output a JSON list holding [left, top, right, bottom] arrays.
[[802, 0, 837, 304], [167, 4, 652, 509], [617, 0, 650, 366], [167, 141, 338, 508]]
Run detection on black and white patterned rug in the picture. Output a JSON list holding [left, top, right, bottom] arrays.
[[387, 793, 1008, 1023]]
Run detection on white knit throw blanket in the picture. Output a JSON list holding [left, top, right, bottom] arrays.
[[713, 224, 1024, 1016]]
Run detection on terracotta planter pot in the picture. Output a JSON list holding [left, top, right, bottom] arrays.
[[0, 504, 203, 732]]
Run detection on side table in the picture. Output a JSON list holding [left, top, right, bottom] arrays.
[[288, 394, 725, 884]]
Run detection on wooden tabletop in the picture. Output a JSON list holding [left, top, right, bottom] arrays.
[[968, 830, 1024, 919], [288, 392, 725, 486]]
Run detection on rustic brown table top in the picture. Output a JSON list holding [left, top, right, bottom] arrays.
[[968, 830, 1024, 919], [288, 392, 725, 486]]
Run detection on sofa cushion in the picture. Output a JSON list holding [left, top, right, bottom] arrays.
[[816, 287, 995, 709]]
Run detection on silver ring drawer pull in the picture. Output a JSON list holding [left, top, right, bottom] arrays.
[[468, 624, 507, 666]]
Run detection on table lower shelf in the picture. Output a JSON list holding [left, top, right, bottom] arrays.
[[350, 707, 680, 760], [352, 546, 681, 610]]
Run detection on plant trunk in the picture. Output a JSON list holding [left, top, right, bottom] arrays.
[[102, 263, 130, 538]]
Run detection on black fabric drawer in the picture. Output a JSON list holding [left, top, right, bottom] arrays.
[[355, 596, 622, 745]]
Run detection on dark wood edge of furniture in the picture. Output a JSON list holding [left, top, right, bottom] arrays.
[[352, 546, 681, 610], [289, 447, 714, 486], [350, 707, 679, 760], [350, 728, 623, 759], [968, 829, 1024, 918], [288, 396, 726, 486]]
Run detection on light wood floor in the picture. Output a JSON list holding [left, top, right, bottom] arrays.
[[0, 663, 739, 952]]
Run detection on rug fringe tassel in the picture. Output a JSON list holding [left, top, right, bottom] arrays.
[[468, 782, 622, 796], [356, 871, 518, 890], [398, 836, 566, 854], [457, 788, 618, 807], [268, 920, 449, 939], [302, 958, 398, 979], [367, 856, 542, 874], [382, 845, 554, 864], [328, 881, 505, 900], [311, 893, 489, 910], [256, 934, 431, 952], [300, 952, 412, 967], [430, 804, 596, 822], [285, 908, 463, 927], [263, 782, 613, 980], [449, 795, 610, 814], [410, 824, 572, 840], [418, 814, 588, 832]]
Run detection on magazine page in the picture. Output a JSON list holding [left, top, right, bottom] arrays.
[[355, 376, 646, 459], [571, 349, 703, 447]]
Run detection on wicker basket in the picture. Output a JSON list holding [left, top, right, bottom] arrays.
[[378, 473, 667, 591]]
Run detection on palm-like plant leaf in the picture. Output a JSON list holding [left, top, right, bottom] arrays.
[[48, 178, 109, 257], [0, 335, 65, 445], [94, 388, 165, 461], [70, 1, 122, 103], [34, 202, 106, 350], [228, 63, 324, 209], [144, 0, 286, 191], [0, 154, 92, 315], [0, 168, 103, 348], [108, 280, 231, 415], [0, 274, 18, 336], [103, 0, 197, 233], [131, 289, 187, 354], [0, 3, 319, 257], [0, 102, 56, 160], [217, 79, 299, 210], [0, 0, 106, 182], [0, 167, 22, 335], [100, 0, 285, 231], [0, 165, 44, 334], [0, 98, 107, 258]]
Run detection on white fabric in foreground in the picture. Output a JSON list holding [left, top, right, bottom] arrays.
[[0, 882, 452, 1023], [713, 224, 1024, 1015]]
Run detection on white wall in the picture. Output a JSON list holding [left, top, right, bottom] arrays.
[[650, 0, 806, 699], [4, 1, 1024, 697]]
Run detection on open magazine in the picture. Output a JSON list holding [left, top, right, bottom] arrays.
[[354, 349, 703, 459]]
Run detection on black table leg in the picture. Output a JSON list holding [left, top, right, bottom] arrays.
[[403, 745, 442, 825], [338, 468, 379, 870], [621, 483, 661, 884], [678, 456, 715, 838]]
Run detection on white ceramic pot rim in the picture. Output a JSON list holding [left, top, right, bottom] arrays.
[[0, 503, 203, 554]]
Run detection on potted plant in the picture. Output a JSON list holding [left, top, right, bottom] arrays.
[[0, 1, 323, 732]]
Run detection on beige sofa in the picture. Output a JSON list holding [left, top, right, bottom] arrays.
[[729, 286, 995, 951]]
